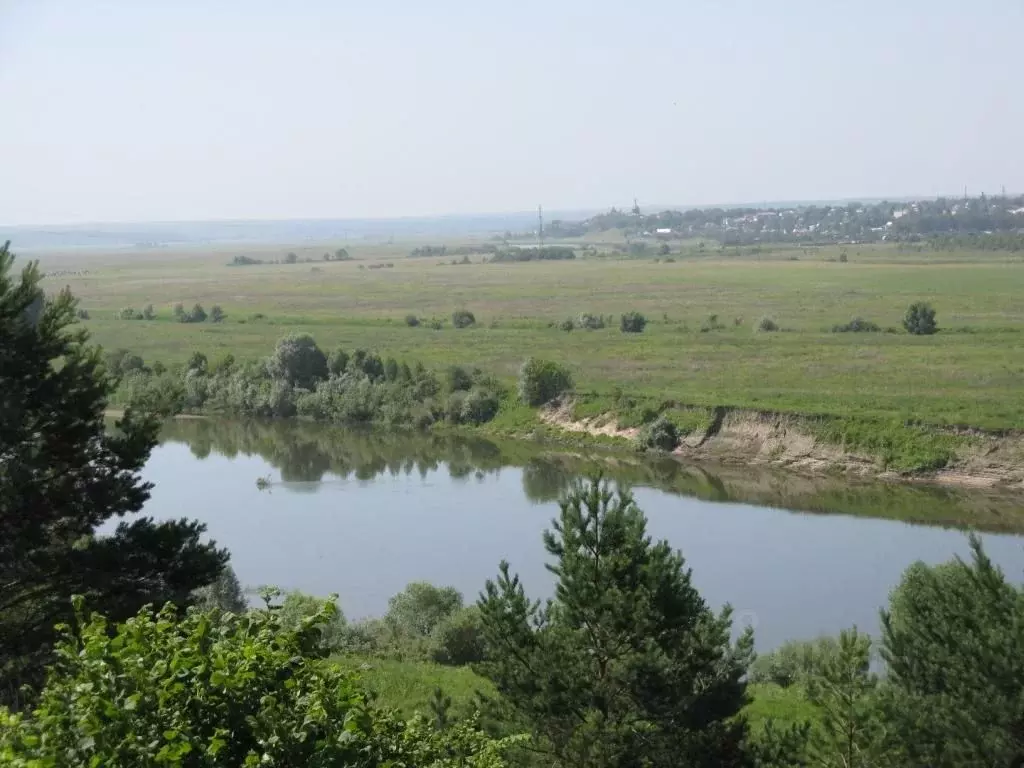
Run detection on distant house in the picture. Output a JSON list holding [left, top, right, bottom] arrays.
[[655, 228, 673, 239]]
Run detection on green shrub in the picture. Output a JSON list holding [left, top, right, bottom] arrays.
[[209, 304, 225, 323], [903, 301, 937, 335], [452, 309, 476, 329], [386, 582, 463, 638], [174, 303, 207, 323], [446, 365, 474, 392], [266, 333, 328, 389], [756, 316, 779, 333], [460, 388, 500, 424], [191, 563, 246, 614], [445, 391, 467, 423], [142, 304, 155, 320], [209, 353, 235, 375], [700, 313, 725, 332], [116, 307, 142, 320], [620, 311, 647, 333], [0, 598, 516, 766], [517, 358, 573, 406], [105, 348, 146, 377], [123, 370, 184, 416], [636, 414, 680, 451], [558, 318, 575, 332], [431, 606, 485, 666], [276, 589, 348, 651], [405, 314, 421, 327], [350, 349, 385, 380], [186, 351, 208, 374], [832, 317, 880, 333], [327, 346, 350, 376], [576, 312, 605, 330], [748, 636, 845, 688]]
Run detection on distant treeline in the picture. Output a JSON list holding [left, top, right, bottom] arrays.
[[409, 244, 499, 258], [490, 246, 576, 263], [408, 244, 575, 262], [229, 248, 351, 267], [924, 232, 1024, 252]]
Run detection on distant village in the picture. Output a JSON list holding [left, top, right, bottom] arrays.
[[547, 194, 1024, 246]]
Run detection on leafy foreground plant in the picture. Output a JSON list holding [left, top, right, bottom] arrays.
[[0, 595, 521, 767], [477, 478, 757, 767]]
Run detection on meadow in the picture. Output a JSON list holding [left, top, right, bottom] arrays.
[[333, 655, 816, 735], [37, 240, 1024, 430]]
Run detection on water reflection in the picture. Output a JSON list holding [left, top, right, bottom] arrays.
[[141, 418, 1024, 649], [158, 418, 1024, 533]]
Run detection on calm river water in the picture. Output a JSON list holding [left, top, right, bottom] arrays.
[[140, 419, 1024, 650]]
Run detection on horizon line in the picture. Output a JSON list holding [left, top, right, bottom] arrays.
[[0, 192, 1008, 230]]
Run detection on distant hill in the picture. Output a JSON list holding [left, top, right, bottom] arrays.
[[0, 211, 600, 251]]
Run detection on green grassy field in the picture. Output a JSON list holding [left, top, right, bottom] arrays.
[[332, 655, 817, 733], [334, 656, 495, 721], [37, 241, 1024, 430]]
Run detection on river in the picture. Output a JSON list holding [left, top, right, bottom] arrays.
[[139, 419, 1024, 650]]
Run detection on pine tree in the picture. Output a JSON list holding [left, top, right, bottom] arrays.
[[0, 243, 227, 707], [879, 535, 1024, 766], [477, 478, 753, 768], [805, 628, 882, 767]]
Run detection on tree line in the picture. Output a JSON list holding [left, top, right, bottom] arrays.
[[111, 339, 575, 429]]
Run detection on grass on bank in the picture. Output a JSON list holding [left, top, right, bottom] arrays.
[[331, 654, 818, 734], [334, 656, 495, 720], [567, 392, 970, 473]]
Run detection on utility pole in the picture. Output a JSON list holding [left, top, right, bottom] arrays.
[[538, 205, 544, 248]]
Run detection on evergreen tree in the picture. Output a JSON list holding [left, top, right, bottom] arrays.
[[879, 535, 1024, 766], [805, 628, 882, 767], [477, 478, 753, 768], [0, 243, 227, 707]]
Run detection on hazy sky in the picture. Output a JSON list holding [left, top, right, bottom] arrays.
[[1, 0, 1022, 225]]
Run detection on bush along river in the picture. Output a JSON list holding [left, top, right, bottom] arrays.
[[136, 418, 1024, 651]]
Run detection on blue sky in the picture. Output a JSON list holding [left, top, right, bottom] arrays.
[[1, 0, 1021, 224]]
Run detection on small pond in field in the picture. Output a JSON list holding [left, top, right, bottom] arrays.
[[138, 418, 1024, 650]]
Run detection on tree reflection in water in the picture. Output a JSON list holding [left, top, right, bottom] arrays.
[[156, 418, 1024, 533]]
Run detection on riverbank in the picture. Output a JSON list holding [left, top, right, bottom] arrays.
[[113, 390, 1024, 494], [536, 399, 1024, 491], [156, 417, 1024, 533]]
